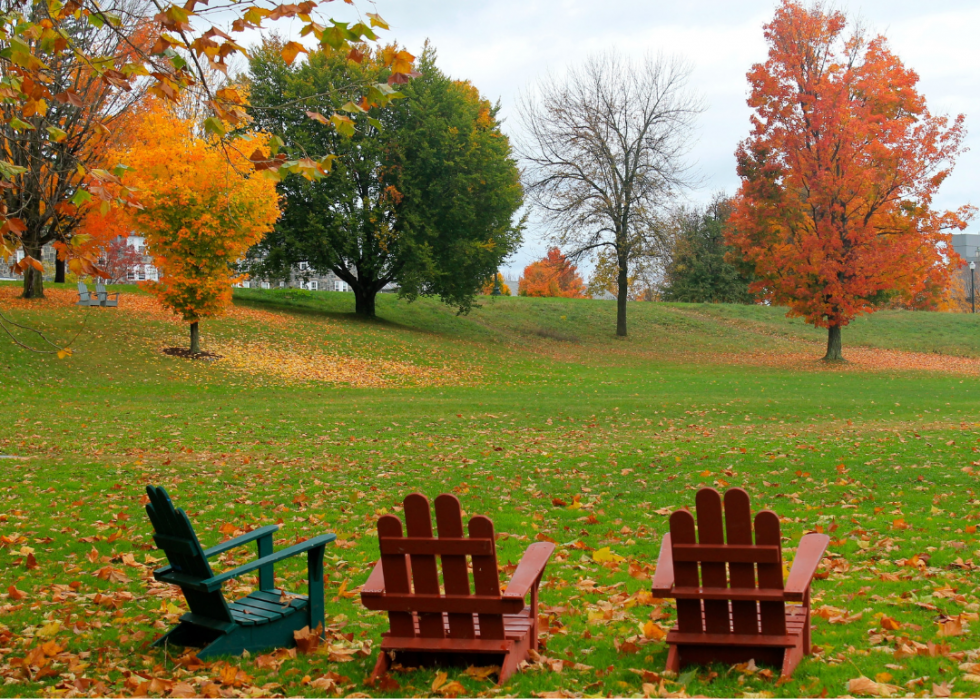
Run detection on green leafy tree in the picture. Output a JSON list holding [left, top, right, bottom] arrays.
[[661, 196, 755, 304], [246, 42, 523, 317]]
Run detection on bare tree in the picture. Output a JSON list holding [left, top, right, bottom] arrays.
[[517, 52, 703, 336]]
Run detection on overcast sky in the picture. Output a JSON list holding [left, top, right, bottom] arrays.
[[283, 1, 980, 276]]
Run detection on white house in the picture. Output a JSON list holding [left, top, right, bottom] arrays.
[[121, 235, 160, 282]]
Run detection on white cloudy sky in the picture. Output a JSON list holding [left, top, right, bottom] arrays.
[[274, 1, 980, 276]]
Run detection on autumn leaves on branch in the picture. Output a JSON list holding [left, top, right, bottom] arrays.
[[0, 0, 416, 297]]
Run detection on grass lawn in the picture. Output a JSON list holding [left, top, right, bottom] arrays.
[[1, 282, 979, 698]]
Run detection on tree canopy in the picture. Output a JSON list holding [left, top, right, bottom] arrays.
[[661, 196, 755, 304], [246, 43, 523, 317], [728, 0, 971, 361], [519, 248, 586, 298], [111, 103, 280, 352]]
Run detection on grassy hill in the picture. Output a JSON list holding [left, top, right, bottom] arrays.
[[1, 282, 979, 698]]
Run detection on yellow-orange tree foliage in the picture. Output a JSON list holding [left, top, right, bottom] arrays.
[[481, 272, 511, 296], [519, 248, 586, 298], [114, 104, 280, 351]]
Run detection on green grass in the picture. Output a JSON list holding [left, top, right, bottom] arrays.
[[1, 282, 979, 698]]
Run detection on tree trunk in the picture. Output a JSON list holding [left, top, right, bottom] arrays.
[[823, 324, 843, 362], [189, 321, 200, 354], [55, 256, 66, 283], [354, 286, 377, 318], [21, 243, 45, 299], [616, 256, 628, 337]]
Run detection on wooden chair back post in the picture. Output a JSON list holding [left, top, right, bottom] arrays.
[[668, 508, 701, 634], [468, 513, 504, 640], [434, 494, 475, 639], [377, 514, 414, 638], [144, 485, 233, 623], [754, 509, 786, 635], [404, 493, 445, 639], [724, 488, 759, 634], [695, 489, 729, 634]]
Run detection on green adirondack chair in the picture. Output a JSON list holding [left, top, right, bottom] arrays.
[[145, 485, 336, 658]]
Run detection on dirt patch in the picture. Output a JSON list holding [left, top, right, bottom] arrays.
[[162, 347, 223, 360]]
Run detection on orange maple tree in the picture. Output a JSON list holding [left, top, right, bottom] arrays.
[[519, 248, 586, 298], [112, 104, 280, 353], [727, 0, 972, 361]]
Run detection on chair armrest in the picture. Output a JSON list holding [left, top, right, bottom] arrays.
[[203, 525, 280, 559], [154, 525, 281, 578], [784, 533, 830, 602], [360, 560, 386, 597], [203, 533, 336, 592], [651, 533, 675, 597], [502, 542, 554, 601]]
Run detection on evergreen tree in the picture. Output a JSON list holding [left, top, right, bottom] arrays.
[[661, 196, 754, 304]]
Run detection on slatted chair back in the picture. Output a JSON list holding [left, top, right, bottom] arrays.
[[377, 492, 505, 641], [669, 487, 785, 637], [145, 485, 234, 623]]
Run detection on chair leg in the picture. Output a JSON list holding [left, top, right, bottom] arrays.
[[780, 639, 804, 680], [665, 644, 681, 674], [498, 649, 522, 686], [152, 621, 213, 651], [370, 650, 391, 682]]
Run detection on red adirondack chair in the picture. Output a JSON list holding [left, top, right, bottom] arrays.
[[651, 487, 829, 679], [360, 493, 555, 685]]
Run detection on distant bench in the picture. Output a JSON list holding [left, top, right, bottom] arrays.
[[77, 282, 119, 307]]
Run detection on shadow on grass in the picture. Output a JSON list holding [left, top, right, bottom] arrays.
[[232, 292, 456, 339]]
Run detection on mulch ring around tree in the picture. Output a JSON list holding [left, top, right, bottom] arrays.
[[162, 347, 223, 361]]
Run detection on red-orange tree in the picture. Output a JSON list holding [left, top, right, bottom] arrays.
[[727, 0, 972, 361], [519, 248, 586, 298], [114, 104, 280, 353]]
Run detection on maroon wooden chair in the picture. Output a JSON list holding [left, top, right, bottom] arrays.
[[651, 487, 829, 679], [360, 493, 555, 685]]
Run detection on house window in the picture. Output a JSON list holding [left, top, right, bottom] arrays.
[[298, 262, 309, 271], [309, 280, 318, 291]]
